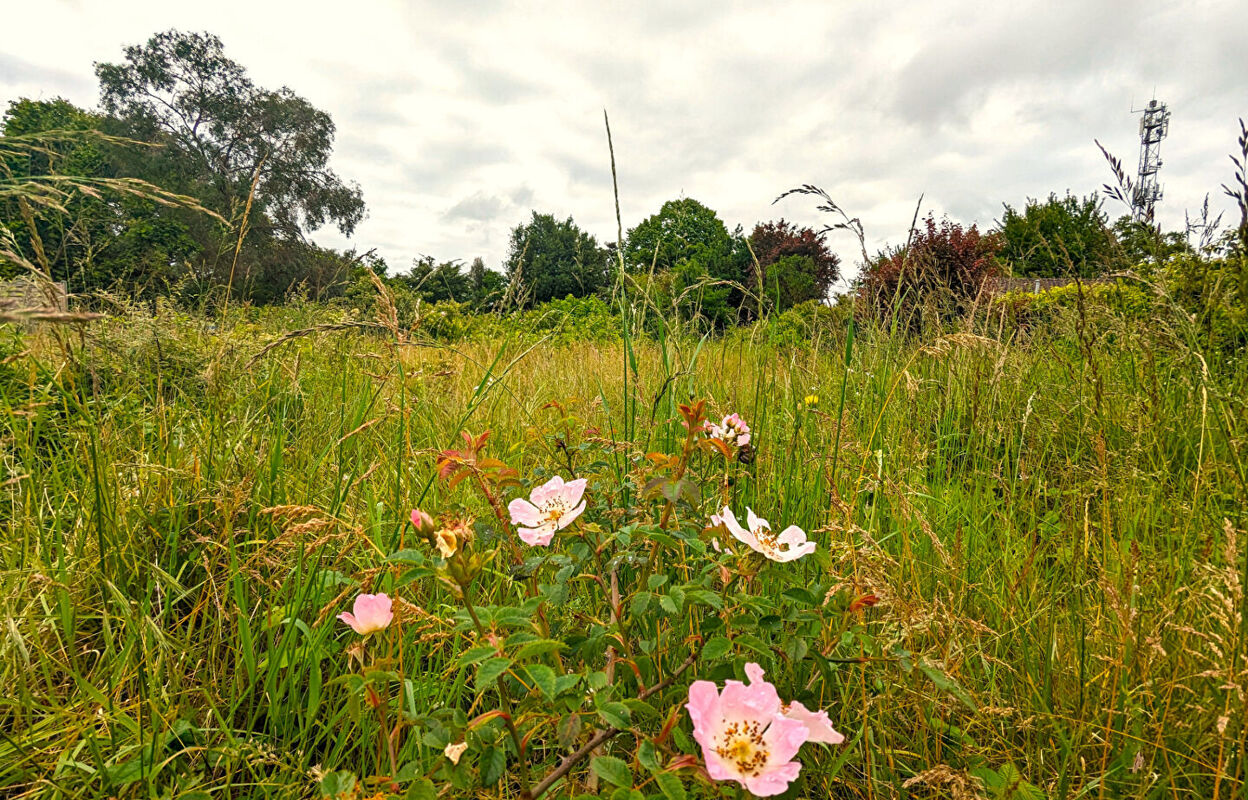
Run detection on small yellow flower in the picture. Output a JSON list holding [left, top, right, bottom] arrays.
[[803, 394, 820, 408], [444, 741, 468, 765]]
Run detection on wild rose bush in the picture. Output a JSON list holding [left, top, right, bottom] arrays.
[[330, 401, 865, 799]]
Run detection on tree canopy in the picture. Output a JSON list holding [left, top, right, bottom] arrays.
[[997, 193, 1121, 278], [505, 212, 608, 307], [748, 219, 840, 312], [96, 30, 364, 238]]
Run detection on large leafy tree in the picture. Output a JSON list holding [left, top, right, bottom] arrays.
[[996, 193, 1123, 278], [623, 198, 748, 326], [1, 97, 200, 293], [748, 219, 840, 312], [95, 30, 364, 240], [505, 212, 607, 307]]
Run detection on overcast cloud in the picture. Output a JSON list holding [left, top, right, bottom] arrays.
[[3, 0, 1246, 289]]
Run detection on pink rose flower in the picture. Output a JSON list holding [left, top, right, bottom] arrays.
[[714, 506, 816, 562], [507, 475, 587, 546], [685, 663, 809, 796], [337, 592, 393, 635], [707, 412, 752, 448]]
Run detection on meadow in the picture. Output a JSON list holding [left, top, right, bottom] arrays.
[[0, 286, 1244, 800]]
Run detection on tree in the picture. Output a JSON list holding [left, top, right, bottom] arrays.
[[400, 257, 473, 304], [2, 97, 201, 294], [747, 219, 840, 312], [996, 193, 1122, 278], [468, 256, 505, 310], [623, 198, 747, 325], [96, 30, 364, 239], [505, 212, 607, 306], [858, 214, 1002, 325]]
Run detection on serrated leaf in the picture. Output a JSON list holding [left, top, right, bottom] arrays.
[[525, 664, 557, 699], [476, 657, 512, 687], [513, 638, 567, 660], [637, 739, 660, 773], [557, 713, 583, 748], [458, 644, 499, 667], [479, 745, 506, 786], [598, 700, 632, 729], [735, 633, 771, 656], [702, 635, 732, 661], [655, 772, 687, 800], [405, 778, 436, 800], [659, 595, 679, 615], [591, 755, 633, 788]]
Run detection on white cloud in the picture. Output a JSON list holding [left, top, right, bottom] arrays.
[[3, 0, 1245, 289]]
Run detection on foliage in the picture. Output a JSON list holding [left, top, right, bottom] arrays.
[[96, 29, 364, 238], [858, 214, 1002, 326], [1163, 251, 1248, 350], [991, 280, 1154, 330], [996, 193, 1122, 278], [624, 198, 750, 327], [505, 212, 608, 307], [748, 219, 841, 312]]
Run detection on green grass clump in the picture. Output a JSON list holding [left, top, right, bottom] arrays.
[[0, 296, 1245, 799]]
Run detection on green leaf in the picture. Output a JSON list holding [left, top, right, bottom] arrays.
[[655, 772, 687, 800], [735, 633, 771, 657], [406, 778, 437, 800], [598, 700, 632, 729], [525, 663, 557, 699], [557, 713, 583, 748], [637, 739, 661, 773], [701, 635, 732, 661], [917, 659, 977, 712], [658, 595, 679, 615], [513, 638, 567, 660], [480, 745, 506, 786], [591, 755, 633, 788], [458, 644, 498, 667], [782, 586, 819, 605], [476, 657, 512, 687], [318, 771, 357, 798]]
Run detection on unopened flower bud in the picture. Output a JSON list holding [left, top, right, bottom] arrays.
[[410, 508, 436, 537]]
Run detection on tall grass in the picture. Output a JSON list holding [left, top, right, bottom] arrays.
[[0, 293, 1245, 798]]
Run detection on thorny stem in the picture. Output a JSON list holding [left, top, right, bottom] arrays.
[[460, 586, 534, 800], [473, 470, 521, 564], [529, 645, 703, 799]]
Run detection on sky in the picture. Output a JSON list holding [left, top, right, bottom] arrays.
[[3, 0, 1246, 290]]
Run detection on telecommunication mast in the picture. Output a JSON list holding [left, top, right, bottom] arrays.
[[1133, 99, 1170, 222]]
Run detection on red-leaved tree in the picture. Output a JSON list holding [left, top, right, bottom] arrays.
[[748, 219, 841, 313], [858, 214, 1002, 325]]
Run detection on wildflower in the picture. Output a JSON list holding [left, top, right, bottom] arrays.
[[803, 394, 819, 408], [507, 475, 587, 546], [410, 508, 436, 536], [706, 413, 751, 448], [714, 506, 816, 562], [337, 593, 393, 635], [443, 741, 468, 765], [685, 662, 809, 796]]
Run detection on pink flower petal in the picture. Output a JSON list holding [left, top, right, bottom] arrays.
[[556, 500, 586, 530], [718, 507, 759, 550], [561, 477, 588, 507], [517, 522, 556, 547], [784, 701, 845, 745], [508, 497, 543, 527]]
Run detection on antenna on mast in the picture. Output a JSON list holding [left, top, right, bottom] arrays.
[[1130, 98, 1170, 223]]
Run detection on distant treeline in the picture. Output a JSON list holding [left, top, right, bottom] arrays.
[[2, 29, 1246, 343]]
